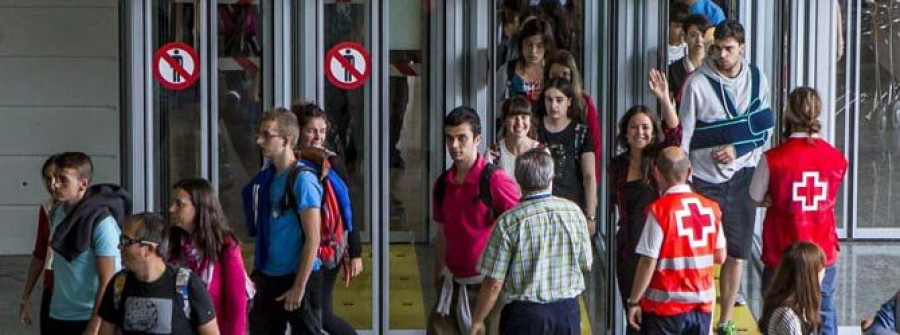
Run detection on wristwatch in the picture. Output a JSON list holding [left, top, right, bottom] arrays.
[[587, 215, 596, 221], [626, 299, 641, 307]]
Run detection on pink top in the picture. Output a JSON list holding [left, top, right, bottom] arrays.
[[179, 237, 248, 335], [432, 155, 520, 277]]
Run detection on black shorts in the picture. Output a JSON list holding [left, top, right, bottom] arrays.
[[691, 167, 757, 260]]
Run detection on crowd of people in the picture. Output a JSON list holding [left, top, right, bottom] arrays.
[[13, 1, 881, 335]]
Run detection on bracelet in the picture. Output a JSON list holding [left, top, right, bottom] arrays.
[[20, 300, 30, 305], [626, 299, 640, 307]]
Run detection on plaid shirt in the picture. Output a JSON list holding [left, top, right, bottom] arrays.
[[478, 193, 593, 303]]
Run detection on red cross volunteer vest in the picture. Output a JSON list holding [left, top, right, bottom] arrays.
[[762, 137, 847, 267], [642, 192, 722, 316]]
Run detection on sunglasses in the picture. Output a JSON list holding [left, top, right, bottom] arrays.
[[119, 235, 158, 248]]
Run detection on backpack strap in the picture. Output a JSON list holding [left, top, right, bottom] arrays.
[[282, 162, 316, 216], [479, 163, 500, 209], [112, 271, 128, 311], [175, 267, 192, 320], [434, 169, 451, 208]]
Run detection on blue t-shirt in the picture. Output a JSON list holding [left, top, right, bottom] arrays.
[[262, 168, 324, 276], [49, 205, 122, 321], [691, 0, 726, 26]]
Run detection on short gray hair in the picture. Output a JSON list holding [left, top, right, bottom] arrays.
[[515, 148, 554, 193], [125, 212, 169, 259]]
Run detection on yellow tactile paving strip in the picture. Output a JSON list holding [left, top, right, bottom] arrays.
[[242, 244, 759, 333]]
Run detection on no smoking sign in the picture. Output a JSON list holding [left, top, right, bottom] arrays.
[[326, 42, 371, 90], [153, 42, 200, 90]]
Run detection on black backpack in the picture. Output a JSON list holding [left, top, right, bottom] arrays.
[[434, 163, 500, 213]]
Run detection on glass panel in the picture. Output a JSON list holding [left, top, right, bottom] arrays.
[[835, 0, 850, 231], [153, 0, 202, 209], [322, 0, 373, 331], [388, 1, 432, 331], [215, 0, 264, 241], [857, 0, 900, 229]]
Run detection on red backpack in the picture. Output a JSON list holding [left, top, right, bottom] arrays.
[[282, 149, 348, 270]]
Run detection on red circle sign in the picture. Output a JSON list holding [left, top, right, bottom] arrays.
[[325, 42, 371, 90], [153, 42, 200, 90]]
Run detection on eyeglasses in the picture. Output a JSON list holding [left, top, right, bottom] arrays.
[[119, 235, 158, 248]]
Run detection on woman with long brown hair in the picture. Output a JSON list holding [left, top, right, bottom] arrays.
[[168, 178, 249, 335], [608, 69, 680, 335], [758, 241, 826, 335]]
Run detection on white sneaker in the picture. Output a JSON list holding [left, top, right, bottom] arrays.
[[735, 292, 748, 306]]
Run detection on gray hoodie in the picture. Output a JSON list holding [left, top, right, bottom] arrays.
[[679, 57, 772, 183]]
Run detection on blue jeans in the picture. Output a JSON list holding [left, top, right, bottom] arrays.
[[642, 310, 712, 335], [763, 265, 837, 335], [821, 266, 838, 335], [865, 291, 900, 334]]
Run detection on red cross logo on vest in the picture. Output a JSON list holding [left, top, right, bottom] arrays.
[[792, 171, 827, 211], [674, 198, 717, 248]]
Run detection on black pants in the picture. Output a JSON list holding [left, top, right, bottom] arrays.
[[40, 288, 52, 335], [322, 265, 357, 335], [45, 317, 88, 335], [499, 298, 580, 335], [615, 254, 642, 335], [249, 270, 324, 335]]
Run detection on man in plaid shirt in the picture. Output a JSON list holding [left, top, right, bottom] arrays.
[[469, 149, 593, 335]]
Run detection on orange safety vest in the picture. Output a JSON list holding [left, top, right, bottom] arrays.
[[641, 191, 722, 316]]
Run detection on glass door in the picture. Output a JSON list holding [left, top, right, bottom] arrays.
[[214, 0, 266, 242], [149, 0, 269, 234], [151, 0, 205, 211], [386, 1, 434, 332]]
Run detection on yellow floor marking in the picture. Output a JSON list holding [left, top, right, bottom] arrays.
[[241, 245, 761, 333]]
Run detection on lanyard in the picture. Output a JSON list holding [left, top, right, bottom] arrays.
[[523, 193, 552, 202]]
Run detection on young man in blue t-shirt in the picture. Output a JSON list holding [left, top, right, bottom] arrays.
[[47, 152, 127, 334], [243, 108, 324, 334]]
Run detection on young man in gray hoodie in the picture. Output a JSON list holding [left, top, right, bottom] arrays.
[[678, 19, 774, 335]]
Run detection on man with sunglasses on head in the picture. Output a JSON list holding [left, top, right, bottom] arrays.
[[97, 213, 218, 335]]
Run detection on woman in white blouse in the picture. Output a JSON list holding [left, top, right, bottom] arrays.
[[758, 242, 827, 335], [489, 96, 544, 180]]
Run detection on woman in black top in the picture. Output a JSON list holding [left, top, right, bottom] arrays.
[[538, 77, 597, 235], [608, 69, 680, 331]]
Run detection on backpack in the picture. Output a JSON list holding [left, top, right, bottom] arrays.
[[113, 267, 192, 319], [434, 163, 500, 215], [282, 149, 352, 270]]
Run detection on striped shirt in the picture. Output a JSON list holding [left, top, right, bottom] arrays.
[[478, 193, 593, 303], [767, 307, 808, 335]]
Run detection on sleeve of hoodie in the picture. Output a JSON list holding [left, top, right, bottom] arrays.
[[679, 76, 700, 155]]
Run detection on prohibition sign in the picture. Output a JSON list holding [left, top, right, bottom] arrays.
[[326, 42, 371, 90], [153, 42, 200, 90]]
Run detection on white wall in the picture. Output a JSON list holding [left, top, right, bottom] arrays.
[[0, 0, 120, 254]]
